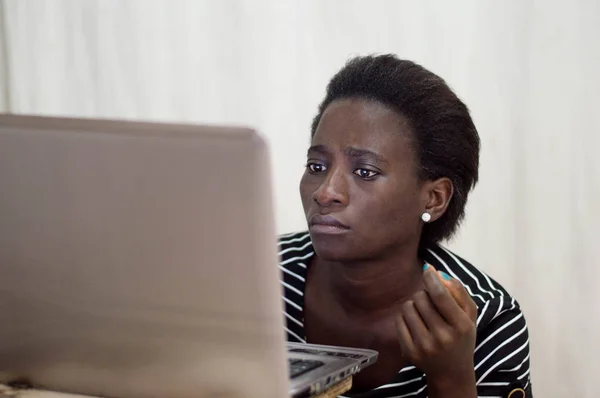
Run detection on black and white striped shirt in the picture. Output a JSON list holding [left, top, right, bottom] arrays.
[[279, 231, 532, 398]]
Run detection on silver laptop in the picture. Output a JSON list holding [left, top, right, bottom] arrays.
[[0, 115, 377, 398]]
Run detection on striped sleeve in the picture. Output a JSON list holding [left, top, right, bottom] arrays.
[[278, 232, 313, 344], [474, 297, 533, 397]]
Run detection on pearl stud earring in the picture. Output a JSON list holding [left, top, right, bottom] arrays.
[[421, 212, 431, 223]]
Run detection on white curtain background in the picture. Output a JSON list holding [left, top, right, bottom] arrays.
[[1, 1, 599, 397]]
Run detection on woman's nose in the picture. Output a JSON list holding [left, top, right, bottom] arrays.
[[312, 169, 349, 207]]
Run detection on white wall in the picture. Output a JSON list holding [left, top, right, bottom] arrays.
[[2, 1, 599, 397], [0, 1, 9, 112]]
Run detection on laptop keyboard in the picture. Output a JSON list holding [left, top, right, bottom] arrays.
[[288, 358, 325, 378]]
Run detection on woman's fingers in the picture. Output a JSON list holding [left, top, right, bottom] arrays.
[[401, 299, 437, 356], [422, 265, 472, 326], [412, 290, 455, 348], [435, 268, 478, 322], [395, 313, 416, 358]]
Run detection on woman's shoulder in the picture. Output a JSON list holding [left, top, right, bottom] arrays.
[[424, 244, 529, 359], [424, 244, 532, 395], [422, 243, 511, 307], [277, 231, 314, 267]]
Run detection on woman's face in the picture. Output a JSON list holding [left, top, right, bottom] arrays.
[[300, 98, 427, 262]]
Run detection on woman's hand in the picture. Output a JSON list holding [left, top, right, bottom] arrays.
[[395, 264, 478, 398]]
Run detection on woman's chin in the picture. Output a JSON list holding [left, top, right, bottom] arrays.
[[310, 234, 356, 263]]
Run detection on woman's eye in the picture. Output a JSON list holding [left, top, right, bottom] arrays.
[[353, 168, 379, 179], [307, 162, 327, 173]]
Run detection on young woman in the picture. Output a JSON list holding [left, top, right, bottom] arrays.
[[279, 55, 532, 398]]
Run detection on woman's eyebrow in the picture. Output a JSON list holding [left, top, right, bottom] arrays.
[[307, 145, 330, 156], [345, 147, 389, 165], [307, 145, 389, 165]]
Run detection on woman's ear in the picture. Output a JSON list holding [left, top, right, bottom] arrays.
[[422, 177, 454, 222]]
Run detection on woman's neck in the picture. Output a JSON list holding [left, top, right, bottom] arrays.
[[314, 246, 425, 318]]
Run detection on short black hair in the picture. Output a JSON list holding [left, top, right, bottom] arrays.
[[311, 54, 480, 245]]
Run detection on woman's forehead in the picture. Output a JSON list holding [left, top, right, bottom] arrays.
[[312, 98, 415, 157]]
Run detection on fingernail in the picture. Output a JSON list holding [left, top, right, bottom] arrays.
[[439, 271, 451, 281], [422, 263, 430, 271]]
